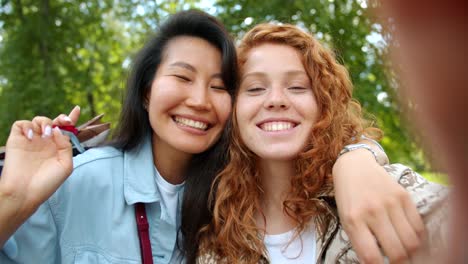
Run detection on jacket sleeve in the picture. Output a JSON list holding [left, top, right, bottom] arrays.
[[0, 200, 59, 263], [385, 164, 449, 263]]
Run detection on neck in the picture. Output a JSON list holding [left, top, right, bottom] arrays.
[[152, 133, 191, 185], [256, 159, 296, 234]]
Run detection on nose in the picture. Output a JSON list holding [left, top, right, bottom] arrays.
[[185, 82, 212, 111], [264, 86, 289, 110]]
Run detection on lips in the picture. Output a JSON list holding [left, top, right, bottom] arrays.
[[257, 120, 298, 132], [173, 116, 210, 131]]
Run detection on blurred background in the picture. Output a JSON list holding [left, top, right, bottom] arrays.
[[0, 0, 446, 182]]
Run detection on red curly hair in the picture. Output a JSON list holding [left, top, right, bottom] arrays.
[[199, 23, 380, 262]]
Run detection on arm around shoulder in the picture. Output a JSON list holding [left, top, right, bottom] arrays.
[[384, 164, 450, 263]]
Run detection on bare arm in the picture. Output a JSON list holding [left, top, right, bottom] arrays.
[[333, 141, 425, 263]]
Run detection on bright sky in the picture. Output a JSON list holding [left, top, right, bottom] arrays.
[[198, 0, 217, 14]]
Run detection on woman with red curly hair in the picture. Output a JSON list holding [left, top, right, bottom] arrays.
[[198, 23, 448, 263]]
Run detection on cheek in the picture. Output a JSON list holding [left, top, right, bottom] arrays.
[[236, 95, 261, 119], [235, 100, 256, 140], [235, 113, 250, 147], [302, 94, 319, 122], [149, 79, 181, 109], [234, 101, 248, 130], [212, 94, 232, 125], [309, 102, 319, 123]]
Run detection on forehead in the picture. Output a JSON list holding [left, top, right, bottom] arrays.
[[162, 36, 222, 68], [242, 43, 305, 74]]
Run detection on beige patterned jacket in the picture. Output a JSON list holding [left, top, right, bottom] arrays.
[[197, 164, 449, 264]]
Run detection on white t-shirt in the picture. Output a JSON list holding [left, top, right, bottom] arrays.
[[264, 224, 316, 264], [154, 166, 185, 263], [154, 166, 185, 224]]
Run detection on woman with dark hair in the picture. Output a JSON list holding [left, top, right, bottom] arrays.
[[0, 10, 426, 264], [198, 23, 448, 263], [0, 10, 237, 263]]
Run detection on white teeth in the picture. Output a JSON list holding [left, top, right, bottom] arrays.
[[261, 121, 294, 132], [174, 116, 208, 130]]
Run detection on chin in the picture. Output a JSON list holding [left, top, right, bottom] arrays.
[[257, 151, 301, 161], [179, 138, 220, 154], [249, 143, 303, 161], [178, 145, 212, 154]]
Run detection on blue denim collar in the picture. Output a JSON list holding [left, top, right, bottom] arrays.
[[123, 135, 161, 205]]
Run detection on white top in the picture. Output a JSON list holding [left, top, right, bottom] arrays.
[[264, 224, 316, 264], [154, 166, 185, 224], [154, 166, 185, 263]]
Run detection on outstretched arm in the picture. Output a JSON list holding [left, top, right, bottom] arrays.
[[333, 141, 425, 264], [0, 107, 80, 246]]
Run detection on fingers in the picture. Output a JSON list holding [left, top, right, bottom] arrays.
[[51, 127, 71, 150], [380, 190, 425, 262], [68, 105, 80, 124], [51, 127, 73, 172], [10, 118, 67, 143], [402, 193, 426, 240], [10, 120, 34, 140], [345, 222, 385, 264], [10, 105, 80, 141], [10, 120, 47, 141], [31, 116, 54, 138], [367, 204, 410, 263], [52, 105, 80, 126], [8, 121, 72, 167], [10, 106, 80, 142], [388, 202, 422, 258], [346, 195, 424, 264]]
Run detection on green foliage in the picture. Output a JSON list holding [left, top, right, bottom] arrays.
[[420, 171, 449, 186], [0, 0, 431, 170], [0, 0, 129, 142]]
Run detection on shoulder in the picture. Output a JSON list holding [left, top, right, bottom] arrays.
[[380, 164, 450, 260], [383, 163, 449, 216], [323, 164, 450, 262], [46, 146, 128, 219], [72, 146, 123, 170], [51, 146, 125, 201]]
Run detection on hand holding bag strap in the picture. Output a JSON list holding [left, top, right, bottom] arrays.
[[135, 203, 154, 264]]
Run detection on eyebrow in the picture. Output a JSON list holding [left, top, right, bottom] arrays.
[[284, 70, 308, 77], [168, 61, 223, 80], [241, 70, 307, 81], [169, 61, 197, 72]]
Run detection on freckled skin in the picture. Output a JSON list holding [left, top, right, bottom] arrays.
[[236, 43, 318, 161]]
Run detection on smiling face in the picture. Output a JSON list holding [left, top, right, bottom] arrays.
[[147, 36, 232, 157], [236, 43, 318, 161]]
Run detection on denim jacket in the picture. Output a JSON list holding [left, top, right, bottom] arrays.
[[1, 137, 184, 264]]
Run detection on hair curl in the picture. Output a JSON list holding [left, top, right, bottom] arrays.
[[199, 23, 380, 262]]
